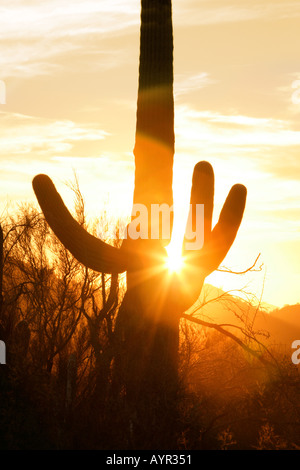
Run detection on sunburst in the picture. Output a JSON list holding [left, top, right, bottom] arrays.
[[165, 242, 184, 273]]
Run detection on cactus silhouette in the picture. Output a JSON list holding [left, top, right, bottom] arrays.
[[32, 0, 246, 448]]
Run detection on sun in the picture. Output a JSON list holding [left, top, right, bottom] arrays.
[[165, 243, 184, 273]]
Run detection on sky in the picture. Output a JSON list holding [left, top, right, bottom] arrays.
[[0, 0, 300, 308]]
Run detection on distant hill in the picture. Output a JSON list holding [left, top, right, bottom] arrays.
[[272, 303, 300, 325], [266, 303, 300, 347], [186, 284, 300, 351]]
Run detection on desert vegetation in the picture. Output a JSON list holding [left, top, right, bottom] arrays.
[[1, 195, 300, 450]]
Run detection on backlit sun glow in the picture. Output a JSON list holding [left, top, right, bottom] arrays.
[[165, 243, 184, 273], [1, 0, 300, 309]]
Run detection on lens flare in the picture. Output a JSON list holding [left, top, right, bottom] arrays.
[[165, 243, 184, 273]]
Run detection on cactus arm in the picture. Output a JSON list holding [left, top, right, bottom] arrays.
[[184, 162, 246, 273], [176, 162, 246, 310], [186, 161, 214, 245], [32, 174, 128, 274], [204, 182, 247, 274]]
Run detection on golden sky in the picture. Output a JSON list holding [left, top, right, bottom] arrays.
[[1, 0, 300, 308]]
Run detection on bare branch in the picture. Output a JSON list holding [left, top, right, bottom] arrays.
[[217, 253, 263, 275], [180, 312, 278, 370]]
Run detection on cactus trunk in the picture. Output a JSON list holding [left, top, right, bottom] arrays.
[[133, 0, 174, 213], [113, 0, 179, 448]]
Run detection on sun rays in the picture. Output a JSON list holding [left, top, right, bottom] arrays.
[[165, 242, 184, 274]]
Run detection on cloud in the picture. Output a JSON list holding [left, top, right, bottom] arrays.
[[172, 106, 300, 240], [175, 107, 300, 155], [0, 0, 139, 78], [2, 0, 300, 79], [276, 73, 300, 116], [174, 0, 300, 26], [0, 111, 108, 157], [174, 72, 216, 98], [0, 0, 138, 41], [0, 109, 135, 215]]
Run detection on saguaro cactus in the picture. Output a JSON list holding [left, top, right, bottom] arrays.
[[32, 0, 246, 448]]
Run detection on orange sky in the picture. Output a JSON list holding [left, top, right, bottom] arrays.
[[1, 0, 300, 308]]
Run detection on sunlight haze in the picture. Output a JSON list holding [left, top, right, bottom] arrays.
[[1, 0, 300, 308]]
